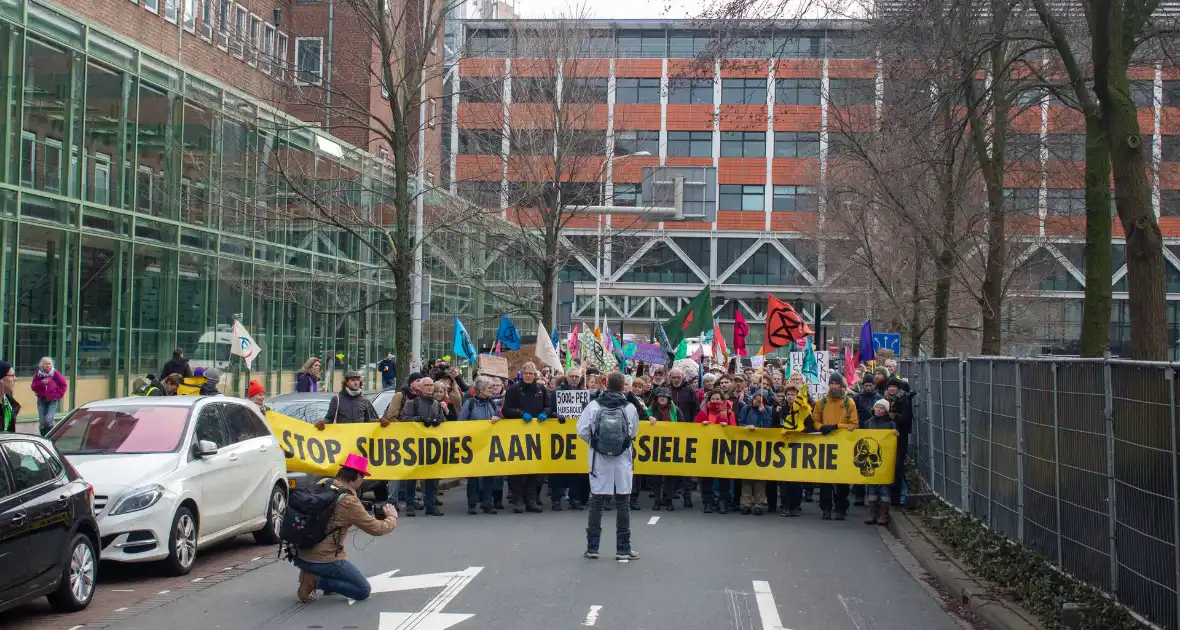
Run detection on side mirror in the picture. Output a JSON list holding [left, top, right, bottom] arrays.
[[194, 440, 219, 458]]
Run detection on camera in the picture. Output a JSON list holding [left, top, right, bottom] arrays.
[[370, 501, 388, 519]]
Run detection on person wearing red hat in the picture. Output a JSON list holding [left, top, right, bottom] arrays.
[[247, 380, 267, 413], [296, 454, 397, 603]]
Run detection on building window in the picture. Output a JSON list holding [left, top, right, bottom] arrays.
[[564, 78, 609, 104], [182, 0, 196, 31], [463, 77, 502, 103], [613, 183, 641, 207], [1162, 190, 1180, 217], [1008, 133, 1042, 162], [466, 29, 513, 57], [1046, 134, 1085, 162], [144, 0, 159, 13], [720, 184, 765, 211], [217, 0, 231, 48], [566, 131, 605, 156], [776, 32, 824, 58], [772, 185, 817, 212], [668, 78, 713, 105], [828, 79, 875, 106], [199, 0, 214, 39], [19, 132, 34, 187], [720, 131, 766, 158], [233, 6, 248, 59], [1045, 188, 1086, 215], [667, 131, 712, 157], [668, 30, 712, 58], [93, 154, 111, 206], [261, 23, 276, 74], [510, 129, 554, 155], [137, 167, 154, 213], [560, 182, 602, 206], [829, 131, 871, 159], [1163, 135, 1180, 162], [429, 99, 437, 127], [826, 32, 860, 58], [1131, 80, 1154, 108], [1165, 81, 1180, 108], [617, 29, 665, 58], [164, 0, 178, 22], [775, 78, 821, 105], [459, 130, 503, 155], [512, 76, 556, 103], [248, 14, 262, 67], [615, 78, 661, 105], [721, 78, 767, 105], [614, 130, 659, 156], [458, 181, 501, 206], [295, 37, 323, 85], [42, 138, 62, 193], [1003, 188, 1039, 214], [275, 32, 289, 79], [774, 131, 819, 159]]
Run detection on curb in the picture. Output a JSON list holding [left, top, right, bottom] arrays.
[[889, 510, 1044, 630]]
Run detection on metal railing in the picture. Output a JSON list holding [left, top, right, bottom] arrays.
[[899, 357, 1180, 629]]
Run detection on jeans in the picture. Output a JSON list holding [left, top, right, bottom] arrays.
[[866, 484, 891, 502], [293, 558, 371, 601], [586, 493, 631, 553], [36, 399, 58, 436], [819, 484, 850, 513], [467, 476, 499, 506], [390, 479, 436, 505], [422, 479, 438, 507]]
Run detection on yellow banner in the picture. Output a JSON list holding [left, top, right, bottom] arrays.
[[265, 411, 897, 485]]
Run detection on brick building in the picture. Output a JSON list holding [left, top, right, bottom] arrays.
[[451, 19, 1180, 357]]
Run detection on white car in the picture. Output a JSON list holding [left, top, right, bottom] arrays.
[[48, 396, 289, 576]]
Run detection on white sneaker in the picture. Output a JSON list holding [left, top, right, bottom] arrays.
[[615, 550, 640, 561]]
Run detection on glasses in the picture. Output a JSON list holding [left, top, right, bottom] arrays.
[[522, 371, 538, 376]]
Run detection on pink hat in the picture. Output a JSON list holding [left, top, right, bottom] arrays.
[[341, 453, 371, 477]]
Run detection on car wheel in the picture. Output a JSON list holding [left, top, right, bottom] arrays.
[[253, 485, 286, 545], [164, 506, 198, 576], [47, 533, 97, 612]]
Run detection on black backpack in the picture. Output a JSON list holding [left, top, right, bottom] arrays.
[[280, 484, 345, 552], [591, 403, 633, 457]]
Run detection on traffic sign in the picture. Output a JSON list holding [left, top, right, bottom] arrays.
[[872, 332, 901, 356]]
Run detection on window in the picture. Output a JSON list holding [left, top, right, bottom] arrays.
[[1162, 190, 1180, 217], [775, 78, 821, 105], [1012, 89, 1045, 107], [566, 130, 606, 156], [828, 79, 875, 106], [829, 131, 871, 159], [295, 37, 323, 85], [224, 406, 269, 443], [1164, 135, 1180, 162], [512, 77, 556, 103], [19, 132, 34, 187], [217, 0, 232, 48], [200, 0, 214, 39], [467, 29, 512, 57], [826, 32, 860, 58], [1046, 188, 1085, 215], [563, 78, 609, 104], [1046, 134, 1085, 162], [668, 30, 712, 58], [459, 129, 502, 155], [721, 131, 766, 158], [615, 78, 661, 105], [194, 405, 229, 447], [429, 99, 437, 127], [722, 78, 767, 105], [772, 185, 817, 212], [248, 14, 262, 67], [614, 183, 641, 207], [560, 182, 602, 205], [233, 6, 248, 58], [43, 138, 62, 193], [720, 184, 765, 211], [1003, 188, 1039, 214], [774, 132, 819, 159], [94, 154, 111, 205], [617, 30, 665, 58], [164, 0, 178, 22], [1131, 80, 1154, 108], [1165, 81, 1180, 108], [262, 24, 276, 74], [458, 181, 501, 206], [668, 78, 713, 105], [667, 131, 712, 157], [463, 77, 502, 103], [2, 441, 55, 491], [144, 0, 159, 13], [183, 0, 196, 31], [614, 130, 659, 156], [275, 32, 289, 79], [776, 33, 823, 58], [1008, 133, 1042, 162], [510, 129, 554, 155], [136, 167, 154, 213]]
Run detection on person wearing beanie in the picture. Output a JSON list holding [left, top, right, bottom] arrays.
[[648, 386, 682, 511], [851, 373, 883, 507], [0, 360, 19, 433], [884, 376, 914, 506], [247, 380, 267, 413], [738, 390, 775, 515], [199, 367, 223, 396], [814, 372, 856, 520], [863, 398, 899, 526]]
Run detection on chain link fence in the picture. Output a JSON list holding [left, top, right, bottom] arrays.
[[901, 357, 1180, 629]]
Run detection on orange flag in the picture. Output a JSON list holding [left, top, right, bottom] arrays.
[[757, 295, 814, 356]]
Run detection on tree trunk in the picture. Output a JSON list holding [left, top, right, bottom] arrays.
[[1080, 113, 1113, 357], [932, 99, 958, 358], [909, 240, 923, 356]]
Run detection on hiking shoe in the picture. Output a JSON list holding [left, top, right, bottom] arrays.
[[834, 510, 846, 521], [703, 504, 714, 514], [425, 505, 443, 516], [821, 510, 832, 520], [753, 506, 764, 516], [481, 503, 497, 514], [512, 504, 524, 514], [584, 550, 599, 559], [298, 571, 319, 603], [404, 504, 416, 517], [551, 502, 563, 512], [616, 550, 640, 561], [741, 506, 752, 515], [468, 505, 478, 515], [493, 500, 506, 510], [570, 501, 584, 511], [630, 500, 641, 511], [779, 507, 790, 517], [790, 508, 802, 517], [718, 504, 729, 515], [525, 503, 543, 513]]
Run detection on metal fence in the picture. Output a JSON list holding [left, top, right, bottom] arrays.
[[899, 357, 1180, 629]]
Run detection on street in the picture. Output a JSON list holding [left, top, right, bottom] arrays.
[[33, 483, 978, 630]]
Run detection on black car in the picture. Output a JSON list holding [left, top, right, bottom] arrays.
[[0, 433, 100, 614]]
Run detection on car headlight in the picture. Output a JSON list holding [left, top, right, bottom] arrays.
[[108, 485, 166, 516]]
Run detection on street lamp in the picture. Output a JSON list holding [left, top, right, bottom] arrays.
[[593, 151, 652, 331]]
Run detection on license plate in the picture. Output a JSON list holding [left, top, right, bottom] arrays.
[[287, 478, 297, 489]]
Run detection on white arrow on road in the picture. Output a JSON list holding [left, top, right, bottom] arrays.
[[361, 566, 483, 630], [378, 612, 474, 630]]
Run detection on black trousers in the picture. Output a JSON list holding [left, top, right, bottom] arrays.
[[650, 476, 676, 505], [586, 494, 631, 553], [569, 474, 591, 505], [893, 434, 910, 503], [778, 482, 802, 510], [819, 484, 850, 512], [508, 474, 542, 506], [700, 478, 730, 505]]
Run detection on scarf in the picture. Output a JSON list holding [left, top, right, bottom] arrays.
[[706, 400, 730, 424], [37, 368, 55, 379]]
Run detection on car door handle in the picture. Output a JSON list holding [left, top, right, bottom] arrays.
[[229, 454, 239, 462], [258, 444, 268, 452], [10, 511, 26, 527]]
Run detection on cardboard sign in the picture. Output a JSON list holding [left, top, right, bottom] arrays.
[[750, 355, 765, 368], [478, 354, 509, 378], [630, 343, 667, 364], [788, 351, 831, 399], [555, 389, 591, 418]]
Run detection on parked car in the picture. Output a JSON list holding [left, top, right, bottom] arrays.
[[49, 397, 288, 576], [0, 433, 99, 614], [268, 392, 388, 500]]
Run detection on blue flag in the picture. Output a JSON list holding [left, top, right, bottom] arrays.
[[859, 320, 875, 364], [453, 317, 476, 362], [802, 337, 819, 384], [496, 315, 521, 351]]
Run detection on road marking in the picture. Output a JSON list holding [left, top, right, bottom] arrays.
[[157, 590, 171, 595], [647, 516, 659, 525], [378, 566, 482, 630], [752, 580, 789, 630], [191, 577, 203, 582], [223, 566, 234, 571], [115, 607, 129, 612], [110, 589, 134, 592], [838, 595, 868, 630], [68, 625, 84, 629], [582, 605, 603, 626], [250, 556, 262, 562]]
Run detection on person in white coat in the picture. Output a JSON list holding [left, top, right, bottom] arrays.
[[577, 372, 642, 561]]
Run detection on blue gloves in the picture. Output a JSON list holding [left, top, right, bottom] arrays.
[[523, 413, 534, 423], [537, 413, 548, 423]]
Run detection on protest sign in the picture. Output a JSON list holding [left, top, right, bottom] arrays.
[[478, 354, 509, 378], [630, 343, 667, 364], [789, 351, 830, 398], [554, 389, 591, 417]]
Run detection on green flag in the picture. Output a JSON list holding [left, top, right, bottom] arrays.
[[674, 338, 688, 360], [662, 286, 713, 348]]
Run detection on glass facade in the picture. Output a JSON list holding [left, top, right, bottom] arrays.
[[0, 3, 444, 418]]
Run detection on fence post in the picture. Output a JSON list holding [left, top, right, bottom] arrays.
[[987, 359, 995, 526], [961, 355, 970, 512], [1167, 367, 1179, 630], [1015, 360, 1024, 544], [926, 359, 936, 497], [1103, 353, 1118, 596], [1051, 360, 1063, 566]]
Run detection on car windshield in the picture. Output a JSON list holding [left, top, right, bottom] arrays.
[[268, 399, 331, 423], [50, 406, 191, 454]]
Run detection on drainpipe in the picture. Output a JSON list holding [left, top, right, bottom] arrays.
[[325, 0, 335, 128]]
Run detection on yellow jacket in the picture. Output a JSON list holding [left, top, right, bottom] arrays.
[[779, 396, 812, 435], [815, 394, 857, 431]]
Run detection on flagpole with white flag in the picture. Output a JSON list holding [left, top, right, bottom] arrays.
[[535, 322, 562, 372], [230, 320, 261, 369]]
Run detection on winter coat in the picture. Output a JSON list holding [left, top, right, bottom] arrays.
[[886, 390, 914, 436], [382, 389, 415, 423], [815, 394, 857, 431], [694, 401, 737, 426], [31, 369, 67, 402], [301, 479, 395, 563], [853, 390, 883, 428], [667, 382, 699, 427], [577, 391, 639, 495], [296, 371, 320, 393], [626, 392, 649, 418], [738, 402, 775, 429], [777, 396, 812, 434], [459, 396, 499, 421], [160, 357, 192, 379], [325, 390, 379, 424], [864, 412, 897, 432], [1, 393, 19, 433], [403, 396, 445, 426], [651, 403, 679, 422], [197, 383, 222, 396], [377, 358, 397, 386], [502, 382, 551, 419]]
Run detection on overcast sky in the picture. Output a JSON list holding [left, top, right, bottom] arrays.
[[512, 0, 709, 19]]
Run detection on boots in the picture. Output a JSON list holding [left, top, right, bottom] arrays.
[[864, 501, 878, 525], [876, 502, 891, 526]]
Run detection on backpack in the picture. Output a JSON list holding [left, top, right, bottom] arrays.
[[131, 375, 160, 396], [591, 403, 632, 457], [280, 484, 345, 552]]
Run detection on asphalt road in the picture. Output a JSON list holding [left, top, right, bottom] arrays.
[[108, 484, 976, 630]]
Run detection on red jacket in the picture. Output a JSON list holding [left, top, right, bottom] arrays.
[[31, 369, 67, 401], [694, 401, 736, 426]]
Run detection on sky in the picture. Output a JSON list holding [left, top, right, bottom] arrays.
[[513, 0, 711, 19]]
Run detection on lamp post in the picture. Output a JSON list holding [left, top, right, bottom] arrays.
[[594, 150, 652, 331]]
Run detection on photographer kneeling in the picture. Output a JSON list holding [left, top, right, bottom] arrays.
[[290, 454, 397, 603]]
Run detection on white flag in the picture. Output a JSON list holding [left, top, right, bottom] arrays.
[[535, 322, 562, 372], [230, 320, 262, 368]]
